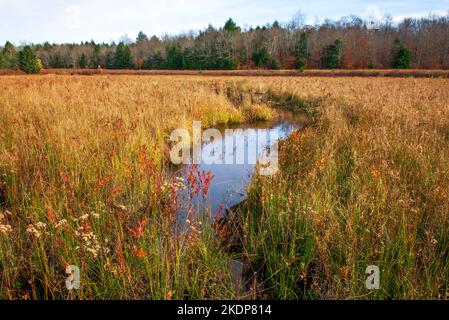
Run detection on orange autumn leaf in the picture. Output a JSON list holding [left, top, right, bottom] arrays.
[[46, 207, 56, 224], [341, 265, 350, 279]]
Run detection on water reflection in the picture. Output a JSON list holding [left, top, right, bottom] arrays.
[[172, 113, 301, 221]]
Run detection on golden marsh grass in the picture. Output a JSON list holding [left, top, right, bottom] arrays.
[[0, 75, 447, 299]]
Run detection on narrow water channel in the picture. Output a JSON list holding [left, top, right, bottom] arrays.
[[172, 111, 302, 222]]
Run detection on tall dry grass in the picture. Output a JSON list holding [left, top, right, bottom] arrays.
[[0, 75, 447, 299], [236, 77, 449, 299], [0, 75, 272, 299]]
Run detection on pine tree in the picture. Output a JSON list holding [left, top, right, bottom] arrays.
[[91, 42, 101, 67], [19, 46, 42, 73], [79, 53, 88, 68], [182, 47, 195, 69], [152, 52, 165, 69], [272, 21, 281, 29], [393, 39, 412, 69], [252, 47, 270, 68], [3, 41, 16, 55], [323, 39, 343, 69], [104, 51, 115, 69], [224, 18, 241, 33], [166, 45, 183, 69], [114, 42, 132, 69], [43, 42, 52, 51], [136, 31, 149, 44], [296, 32, 308, 70], [1, 41, 18, 68], [0, 52, 6, 68], [217, 51, 238, 70], [270, 58, 279, 69]]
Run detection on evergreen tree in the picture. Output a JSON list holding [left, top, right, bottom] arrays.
[[193, 47, 208, 70], [1, 41, 18, 68], [217, 51, 238, 70], [166, 45, 183, 69], [43, 42, 52, 51], [104, 51, 115, 69], [270, 58, 279, 69], [136, 31, 149, 44], [114, 42, 132, 69], [224, 18, 241, 33], [182, 47, 195, 69], [252, 47, 270, 68], [153, 52, 165, 69], [143, 52, 165, 69], [78, 53, 88, 68], [272, 21, 281, 29], [19, 46, 42, 73], [91, 41, 101, 67], [323, 39, 343, 68], [296, 32, 308, 70], [0, 52, 6, 68], [393, 39, 412, 69], [3, 41, 16, 55]]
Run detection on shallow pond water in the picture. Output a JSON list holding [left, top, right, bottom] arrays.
[[172, 112, 302, 221]]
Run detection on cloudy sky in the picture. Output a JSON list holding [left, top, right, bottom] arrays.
[[1, 0, 448, 44]]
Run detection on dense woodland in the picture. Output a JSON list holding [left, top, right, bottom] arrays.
[[1, 12, 449, 71]]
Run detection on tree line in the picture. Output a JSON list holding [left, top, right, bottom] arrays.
[[2, 12, 449, 73]]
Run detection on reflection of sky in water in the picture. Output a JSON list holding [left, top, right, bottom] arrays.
[[175, 118, 299, 221]]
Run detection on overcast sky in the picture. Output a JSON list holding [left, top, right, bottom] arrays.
[[1, 0, 448, 44]]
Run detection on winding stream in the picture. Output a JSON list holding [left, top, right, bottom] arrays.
[[172, 111, 302, 221]]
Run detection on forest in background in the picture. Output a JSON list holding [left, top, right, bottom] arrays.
[[1, 11, 449, 71]]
